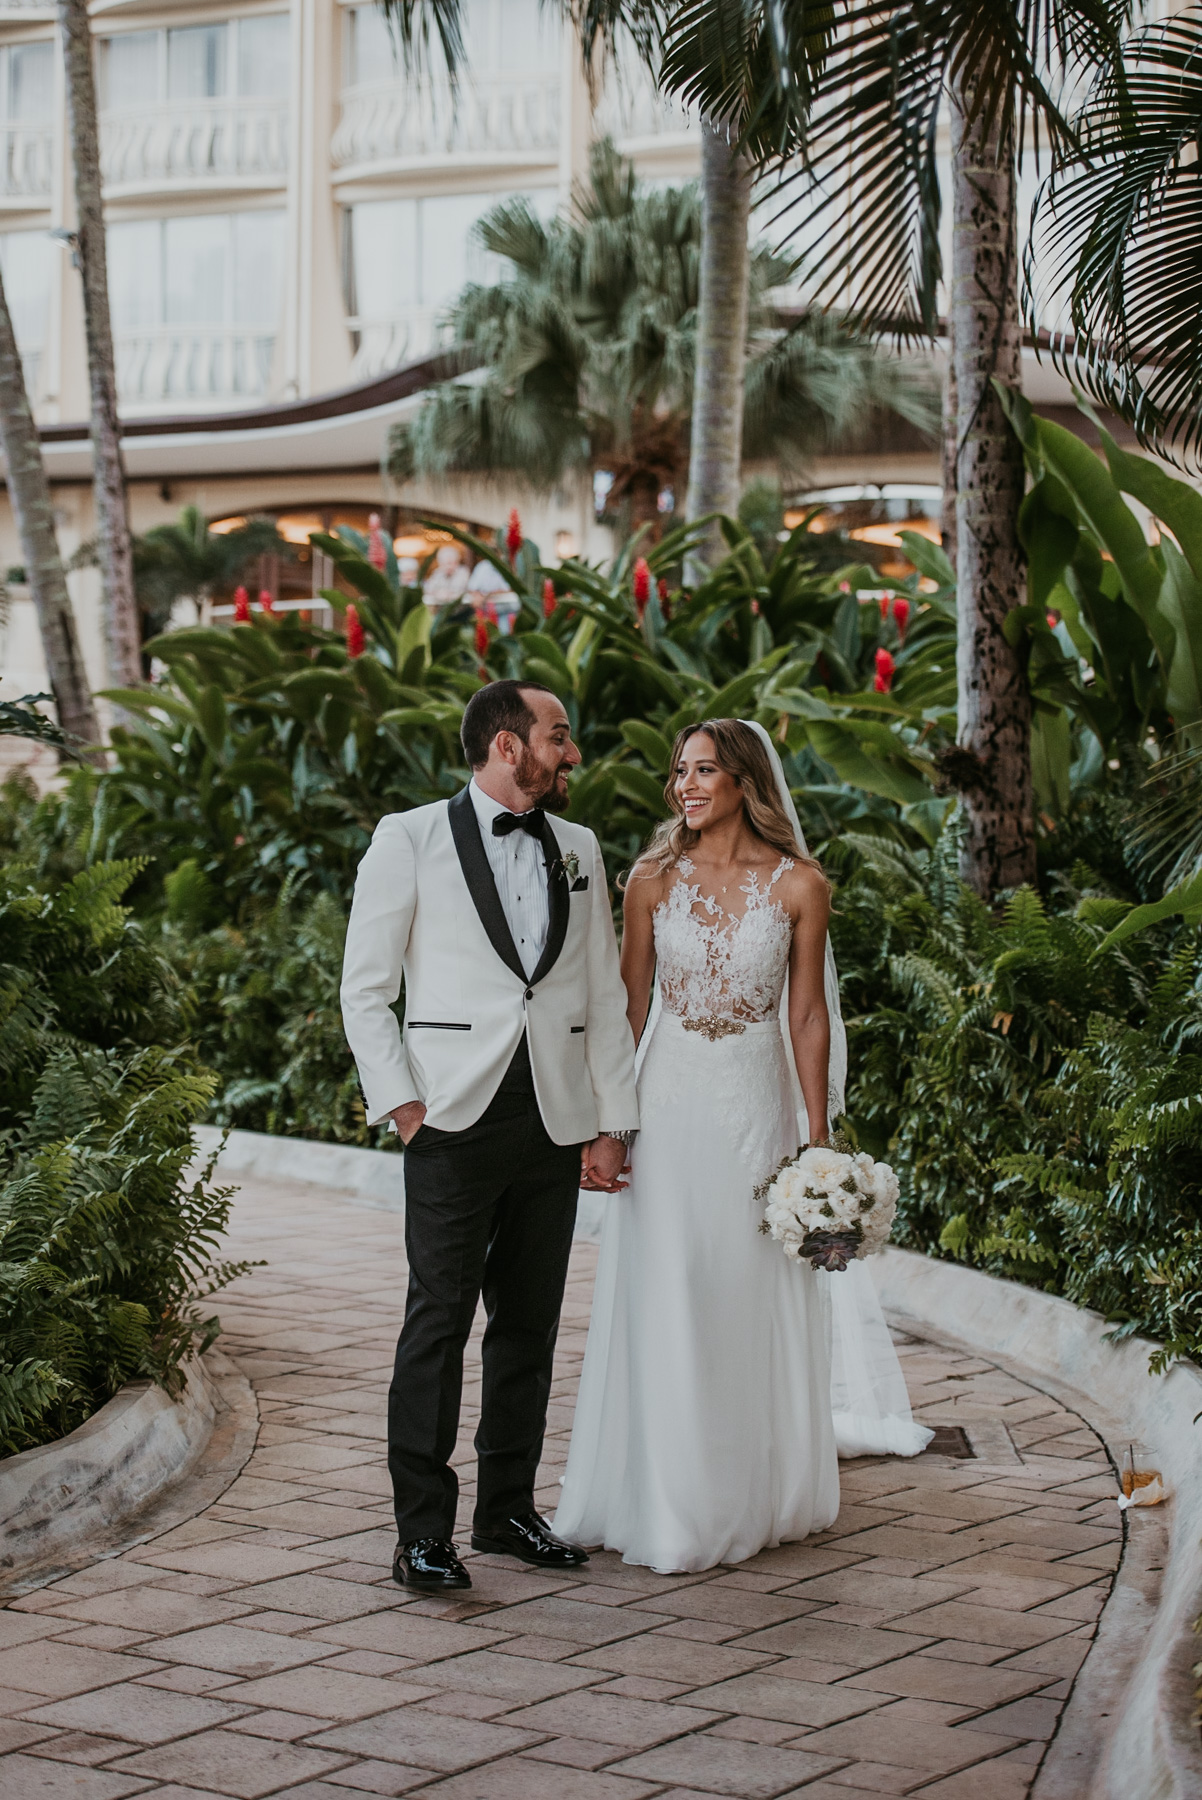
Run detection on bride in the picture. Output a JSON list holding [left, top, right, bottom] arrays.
[[555, 718, 928, 1575]]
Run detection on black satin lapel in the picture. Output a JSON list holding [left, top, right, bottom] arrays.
[[531, 818, 570, 985], [447, 786, 527, 985]]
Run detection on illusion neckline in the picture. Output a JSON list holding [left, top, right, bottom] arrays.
[[661, 855, 794, 929]]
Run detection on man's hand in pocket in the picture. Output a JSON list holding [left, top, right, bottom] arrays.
[[391, 1101, 428, 1145]]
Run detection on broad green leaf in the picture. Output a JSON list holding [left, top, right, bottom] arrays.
[[897, 531, 954, 589], [1155, 538, 1202, 732], [1031, 706, 1072, 819], [620, 720, 672, 772], [395, 600, 432, 676], [612, 763, 669, 812], [195, 685, 227, 755], [1094, 869, 1202, 952], [804, 720, 933, 805]]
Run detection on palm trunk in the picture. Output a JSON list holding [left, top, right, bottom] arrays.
[[0, 266, 101, 758], [948, 80, 1035, 897], [940, 342, 957, 563], [685, 118, 752, 570], [59, 0, 139, 689]]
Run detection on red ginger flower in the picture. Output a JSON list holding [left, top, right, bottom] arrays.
[[367, 513, 387, 572], [475, 615, 490, 657], [506, 508, 522, 563], [345, 604, 364, 659], [892, 596, 910, 640], [233, 585, 250, 622], [879, 594, 889, 621], [543, 577, 556, 618], [874, 646, 895, 693], [633, 557, 651, 620], [258, 588, 275, 617]]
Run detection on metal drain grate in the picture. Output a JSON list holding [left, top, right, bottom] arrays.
[[923, 1424, 975, 1458]]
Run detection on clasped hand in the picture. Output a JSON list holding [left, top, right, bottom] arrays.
[[580, 1135, 630, 1193]]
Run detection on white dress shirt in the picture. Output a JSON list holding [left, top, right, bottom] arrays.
[[469, 780, 550, 978]]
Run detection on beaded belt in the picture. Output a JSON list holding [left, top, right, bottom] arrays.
[[681, 1015, 746, 1042]]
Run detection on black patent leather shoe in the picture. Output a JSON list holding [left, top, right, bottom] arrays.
[[471, 1511, 589, 1568], [392, 1538, 472, 1591]]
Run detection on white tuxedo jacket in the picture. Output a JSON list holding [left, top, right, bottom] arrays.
[[340, 787, 639, 1144]]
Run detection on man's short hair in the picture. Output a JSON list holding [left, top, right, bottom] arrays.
[[460, 680, 553, 770]]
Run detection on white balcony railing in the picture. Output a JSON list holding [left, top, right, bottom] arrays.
[[594, 67, 696, 146], [332, 73, 559, 171], [348, 310, 441, 380], [100, 99, 288, 192], [116, 326, 275, 407], [0, 123, 53, 200]]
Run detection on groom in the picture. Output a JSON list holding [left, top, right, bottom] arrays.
[[340, 680, 638, 1592]]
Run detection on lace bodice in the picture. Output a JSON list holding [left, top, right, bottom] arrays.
[[654, 856, 794, 1026]]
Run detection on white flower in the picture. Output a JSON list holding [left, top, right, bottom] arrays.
[[795, 1146, 847, 1188], [761, 1144, 899, 1264]]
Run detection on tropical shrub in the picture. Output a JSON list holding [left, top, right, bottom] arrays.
[[165, 877, 393, 1148], [0, 1049, 247, 1455], [0, 853, 249, 1454], [831, 832, 1202, 1366]]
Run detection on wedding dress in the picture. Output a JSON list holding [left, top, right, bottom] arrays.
[[555, 855, 841, 1572]]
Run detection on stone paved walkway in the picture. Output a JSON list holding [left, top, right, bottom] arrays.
[[0, 1176, 1122, 1800]]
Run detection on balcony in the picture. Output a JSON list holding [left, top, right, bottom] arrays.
[[347, 309, 441, 381], [100, 98, 288, 198], [594, 66, 696, 152], [0, 122, 53, 204], [116, 325, 275, 409], [332, 72, 559, 178]]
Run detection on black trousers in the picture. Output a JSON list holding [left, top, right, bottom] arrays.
[[388, 1040, 582, 1543]]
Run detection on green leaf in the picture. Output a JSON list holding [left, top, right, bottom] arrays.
[[804, 720, 933, 805], [897, 531, 954, 589], [619, 720, 672, 773], [1031, 706, 1072, 819], [611, 762, 669, 813], [395, 599, 432, 676], [1094, 869, 1202, 952]]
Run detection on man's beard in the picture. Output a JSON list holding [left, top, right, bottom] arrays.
[[516, 745, 571, 813]]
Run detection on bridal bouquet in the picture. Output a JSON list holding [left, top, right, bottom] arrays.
[[756, 1142, 899, 1273]]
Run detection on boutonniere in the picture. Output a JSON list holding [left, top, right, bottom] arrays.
[[556, 850, 582, 884]]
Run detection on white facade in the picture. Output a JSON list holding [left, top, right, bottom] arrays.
[[0, 0, 699, 421]]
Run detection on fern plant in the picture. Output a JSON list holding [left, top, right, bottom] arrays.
[[0, 854, 251, 1456], [831, 828, 1202, 1366]]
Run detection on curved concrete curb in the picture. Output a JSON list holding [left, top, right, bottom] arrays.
[[191, 1123, 609, 1236], [0, 1347, 258, 1595], [876, 1246, 1202, 1800], [193, 1123, 403, 1207]]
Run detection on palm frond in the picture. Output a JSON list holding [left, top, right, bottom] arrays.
[[1025, 9, 1202, 465]]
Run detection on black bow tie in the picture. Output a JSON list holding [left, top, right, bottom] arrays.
[[492, 809, 545, 839]]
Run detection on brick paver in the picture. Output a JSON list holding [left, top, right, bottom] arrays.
[[0, 1175, 1122, 1797]]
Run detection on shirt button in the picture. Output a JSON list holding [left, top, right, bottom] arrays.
[[525, 987, 534, 1000]]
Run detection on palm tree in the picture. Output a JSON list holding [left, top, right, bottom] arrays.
[[59, 0, 140, 690], [134, 508, 289, 645], [381, 1, 787, 571], [389, 141, 933, 534], [653, 0, 1124, 897], [0, 266, 100, 758], [1024, 8, 1202, 467]]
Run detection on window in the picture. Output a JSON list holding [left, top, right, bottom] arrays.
[[0, 230, 53, 344], [344, 0, 558, 87], [345, 190, 553, 319], [100, 16, 289, 109], [3, 41, 53, 124], [108, 211, 285, 332], [0, 230, 55, 390]]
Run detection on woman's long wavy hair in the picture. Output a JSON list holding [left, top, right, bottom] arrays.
[[634, 720, 826, 881]]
